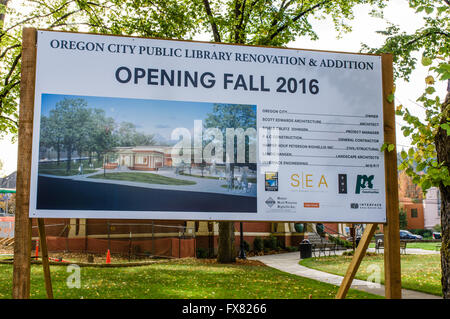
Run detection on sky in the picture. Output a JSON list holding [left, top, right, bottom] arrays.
[[0, 1, 446, 177]]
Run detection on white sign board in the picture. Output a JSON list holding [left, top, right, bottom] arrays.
[[30, 30, 386, 222]]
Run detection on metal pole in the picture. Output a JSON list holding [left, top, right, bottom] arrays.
[[152, 221, 155, 256], [239, 222, 246, 259], [107, 221, 111, 252]]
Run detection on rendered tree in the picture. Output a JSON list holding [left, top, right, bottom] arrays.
[[204, 103, 256, 262]]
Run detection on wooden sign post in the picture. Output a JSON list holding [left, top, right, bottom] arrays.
[[12, 28, 54, 299], [12, 27, 36, 299]]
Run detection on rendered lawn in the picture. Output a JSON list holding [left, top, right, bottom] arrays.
[[88, 172, 196, 186], [300, 254, 442, 296], [0, 259, 382, 299], [38, 159, 102, 176]]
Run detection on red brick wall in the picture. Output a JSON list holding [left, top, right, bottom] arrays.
[[404, 203, 424, 229]]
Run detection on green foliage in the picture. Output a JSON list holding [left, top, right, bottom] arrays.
[[242, 240, 250, 252], [1, 0, 388, 139], [367, 1, 450, 194], [252, 237, 264, 252], [263, 236, 278, 251], [327, 234, 352, 248], [196, 248, 208, 258], [409, 228, 433, 239], [399, 208, 408, 229]]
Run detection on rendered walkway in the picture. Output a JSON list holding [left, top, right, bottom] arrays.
[[250, 251, 441, 299]]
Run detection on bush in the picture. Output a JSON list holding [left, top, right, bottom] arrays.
[[253, 237, 264, 252], [263, 236, 278, 250], [196, 248, 208, 259], [328, 234, 352, 248], [242, 240, 250, 252], [286, 246, 299, 252], [410, 229, 433, 238]]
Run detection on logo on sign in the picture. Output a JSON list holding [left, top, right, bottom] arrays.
[[304, 202, 320, 208], [265, 197, 276, 208], [355, 175, 377, 194], [265, 172, 278, 191], [338, 174, 347, 194]]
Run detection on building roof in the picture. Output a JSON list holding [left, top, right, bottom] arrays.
[[0, 171, 16, 189]]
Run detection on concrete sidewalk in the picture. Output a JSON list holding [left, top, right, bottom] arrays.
[[39, 169, 257, 197], [249, 252, 441, 299]]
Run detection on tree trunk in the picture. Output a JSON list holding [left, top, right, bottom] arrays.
[[66, 145, 72, 172], [0, 1, 9, 26], [435, 80, 450, 298], [217, 221, 235, 263], [56, 144, 60, 166]]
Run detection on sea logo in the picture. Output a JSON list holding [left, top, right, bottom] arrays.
[[355, 175, 375, 194], [265, 197, 276, 208], [265, 172, 278, 191], [338, 174, 347, 194]]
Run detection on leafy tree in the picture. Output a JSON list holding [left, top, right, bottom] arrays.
[[368, 0, 449, 298], [0, 0, 99, 139], [39, 115, 65, 165], [0, 192, 15, 214], [117, 122, 155, 147], [51, 98, 91, 172], [399, 207, 408, 229]]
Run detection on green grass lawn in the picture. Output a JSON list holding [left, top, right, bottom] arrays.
[[39, 168, 98, 176], [368, 242, 441, 251], [88, 172, 196, 186], [39, 158, 103, 176], [0, 259, 382, 299], [300, 254, 442, 296]]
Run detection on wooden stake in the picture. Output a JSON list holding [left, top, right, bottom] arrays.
[[12, 27, 37, 299], [381, 53, 402, 299], [336, 223, 378, 299], [37, 218, 54, 299]]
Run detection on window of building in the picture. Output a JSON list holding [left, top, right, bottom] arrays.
[[411, 208, 418, 218]]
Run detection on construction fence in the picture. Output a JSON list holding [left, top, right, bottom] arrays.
[[31, 222, 196, 259]]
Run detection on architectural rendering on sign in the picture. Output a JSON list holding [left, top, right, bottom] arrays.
[[37, 94, 257, 213]]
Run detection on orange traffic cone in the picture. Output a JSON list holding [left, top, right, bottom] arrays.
[[106, 249, 111, 264], [35, 239, 39, 260]]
